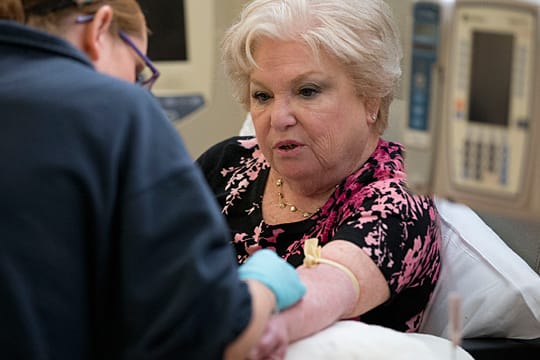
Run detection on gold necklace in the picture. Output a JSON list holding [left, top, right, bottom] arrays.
[[276, 178, 320, 218]]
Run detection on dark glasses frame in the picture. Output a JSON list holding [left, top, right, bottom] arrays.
[[117, 32, 160, 90]]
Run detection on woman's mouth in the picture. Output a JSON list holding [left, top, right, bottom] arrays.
[[279, 144, 298, 150], [275, 140, 303, 151]]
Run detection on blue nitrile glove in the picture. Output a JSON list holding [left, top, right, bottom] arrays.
[[238, 249, 306, 311]]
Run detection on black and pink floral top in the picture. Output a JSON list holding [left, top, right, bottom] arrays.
[[197, 136, 441, 332]]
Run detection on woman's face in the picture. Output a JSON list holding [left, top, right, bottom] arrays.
[[249, 38, 379, 185]]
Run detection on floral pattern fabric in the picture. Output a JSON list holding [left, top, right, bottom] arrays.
[[197, 136, 441, 332]]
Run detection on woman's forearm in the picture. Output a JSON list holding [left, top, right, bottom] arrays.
[[279, 263, 358, 342]]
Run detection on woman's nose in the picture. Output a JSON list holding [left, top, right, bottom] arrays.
[[270, 98, 297, 130]]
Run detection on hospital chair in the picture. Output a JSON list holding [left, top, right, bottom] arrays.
[[239, 116, 540, 359]]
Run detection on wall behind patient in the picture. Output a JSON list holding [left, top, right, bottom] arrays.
[[173, 0, 248, 159]]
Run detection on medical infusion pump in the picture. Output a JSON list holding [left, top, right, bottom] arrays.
[[403, 0, 540, 220]]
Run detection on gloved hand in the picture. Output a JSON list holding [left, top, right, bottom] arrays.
[[238, 249, 306, 311]]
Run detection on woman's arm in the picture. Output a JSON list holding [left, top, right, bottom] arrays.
[[248, 239, 391, 359], [282, 239, 390, 342]]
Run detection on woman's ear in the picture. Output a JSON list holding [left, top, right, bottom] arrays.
[[365, 98, 381, 124], [80, 5, 114, 62]]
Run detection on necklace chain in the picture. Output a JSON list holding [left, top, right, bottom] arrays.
[[275, 178, 320, 218]]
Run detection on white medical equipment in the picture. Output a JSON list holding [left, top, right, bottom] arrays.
[[391, 2, 540, 357], [397, 0, 540, 221]]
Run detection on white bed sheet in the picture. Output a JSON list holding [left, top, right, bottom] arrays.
[[286, 321, 474, 360]]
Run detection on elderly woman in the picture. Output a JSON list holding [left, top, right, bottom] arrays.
[[197, 0, 441, 357]]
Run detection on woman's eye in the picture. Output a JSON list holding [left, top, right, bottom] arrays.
[[252, 91, 271, 103], [299, 86, 320, 98]]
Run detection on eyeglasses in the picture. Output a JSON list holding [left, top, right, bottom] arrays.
[[117, 32, 160, 90], [76, 14, 160, 91]]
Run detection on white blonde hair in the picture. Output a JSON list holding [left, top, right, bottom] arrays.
[[222, 0, 403, 133]]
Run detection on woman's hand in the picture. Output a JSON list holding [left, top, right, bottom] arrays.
[[247, 314, 289, 360]]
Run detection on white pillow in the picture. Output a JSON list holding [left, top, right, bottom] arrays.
[[286, 321, 474, 360], [419, 197, 540, 339], [239, 113, 255, 136]]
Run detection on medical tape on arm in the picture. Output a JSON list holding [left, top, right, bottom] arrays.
[[303, 238, 360, 297]]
